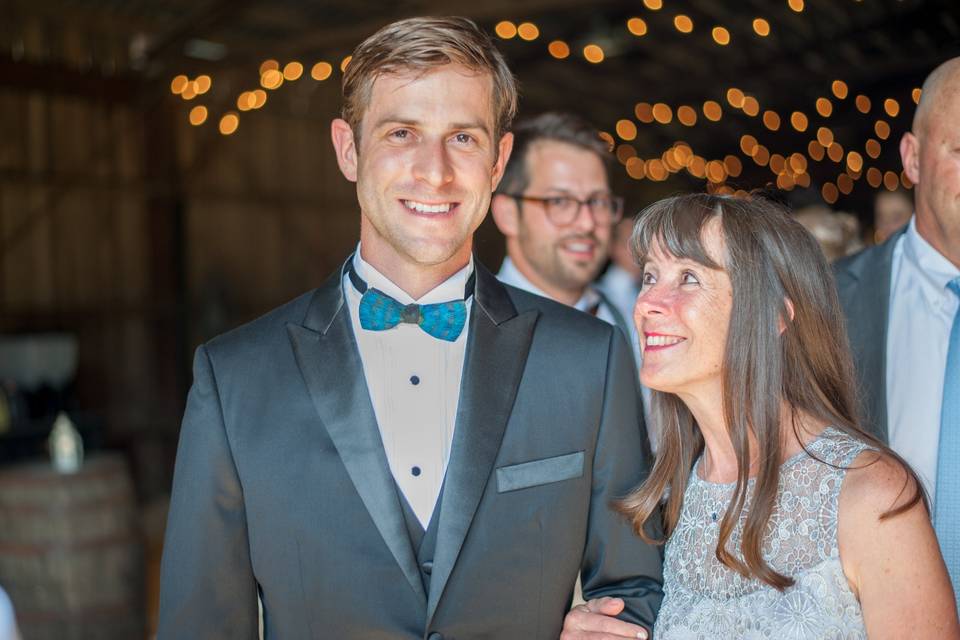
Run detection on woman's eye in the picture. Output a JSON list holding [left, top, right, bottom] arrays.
[[681, 271, 700, 285], [641, 272, 656, 286]]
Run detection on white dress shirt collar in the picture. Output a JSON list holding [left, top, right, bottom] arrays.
[[903, 217, 960, 304], [497, 256, 599, 312], [353, 243, 475, 306]]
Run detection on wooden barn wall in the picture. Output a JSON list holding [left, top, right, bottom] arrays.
[[1, 11, 512, 500]]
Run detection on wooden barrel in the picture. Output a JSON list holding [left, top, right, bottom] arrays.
[[0, 453, 144, 640]]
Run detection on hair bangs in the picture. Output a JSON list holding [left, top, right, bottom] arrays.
[[631, 194, 724, 270]]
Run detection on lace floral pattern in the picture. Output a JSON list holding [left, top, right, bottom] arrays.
[[654, 428, 869, 639]]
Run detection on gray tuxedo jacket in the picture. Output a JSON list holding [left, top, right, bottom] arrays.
[[833, 227, 908, 442], [157, 259, 663, 639]]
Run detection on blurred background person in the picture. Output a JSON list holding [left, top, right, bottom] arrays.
[[491, 113, 629, 339], [598, 216, 643, 330], [836, 56, 960, 607], [622, 193, 958, 638], [793, 204, 864, 262], [490, 112, 655, 448], [873, 189, 913, 244]]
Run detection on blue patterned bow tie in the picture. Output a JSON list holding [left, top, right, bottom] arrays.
[[348, 262, 474, 342]]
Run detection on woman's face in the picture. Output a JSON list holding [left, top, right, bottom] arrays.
[[634, 218, 733, 399]]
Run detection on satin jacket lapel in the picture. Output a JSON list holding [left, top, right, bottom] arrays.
[[426, 265, 539, 622], [287, 259, 427, 606]]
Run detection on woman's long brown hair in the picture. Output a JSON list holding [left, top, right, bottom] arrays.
[[618, 193, 926, 590]]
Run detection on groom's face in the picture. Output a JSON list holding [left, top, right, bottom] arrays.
[[333, 63, 513, 272]]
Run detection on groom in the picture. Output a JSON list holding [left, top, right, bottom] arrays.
[[158, 16, 661, 639]]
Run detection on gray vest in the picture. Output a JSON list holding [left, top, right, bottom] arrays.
[[396, 483, 443, 596]]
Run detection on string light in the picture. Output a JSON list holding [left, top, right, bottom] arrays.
[[703, 101, 723, 121], [188, 105, 207, 126], [752, 18, 770, 36], [627, 17, 648, 36], [616, 119, 638, 141], [170, 75, 189, 94], [883, 170, 899, 191], [762, 110, 780, 131], [195, 75, 212, 94], [827, 142, 844, 163], [822, 182, 838, 204], [790, 111, 808, 132], [837, 174, 854, 195], [874, 120, 890, 139], [219, 112, 239, 135], [883, 98, 900, 117], [788, 0, 804, 12], [583, 44, 605, 63], [727, 88, 745, 108], [816, 126, 834, 147], [712, 27, 730, 45], [846, 151, 864, 173], [855, 95, 871, 113], [674, 15, 694, 33], [548, 41, 570, 59], [677, 105, 697, 126], [815, 97, 833, 117], [283, 62, 303, 81], [260, 69, 283, 90], [340, 56, 352, 71], [831, 80, 848, 99], [652, 102, 673, 124], [495, 21, 517, 39], [912, 88, 922, 104], [311, 62, 333, 81], [237, 91, 255, 111], [643, 0, 663, 10], [517, 22, 540, 41], [635, 102, 654, 123]]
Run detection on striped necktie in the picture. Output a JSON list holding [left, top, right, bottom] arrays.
[[934, 275, 960, 608]]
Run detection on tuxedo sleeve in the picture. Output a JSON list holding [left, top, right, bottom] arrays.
[[157, 345, 259, 639], [580, 328, 664, 630]]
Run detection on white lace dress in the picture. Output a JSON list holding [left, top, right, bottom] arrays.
[[654, 428, 869, 639]]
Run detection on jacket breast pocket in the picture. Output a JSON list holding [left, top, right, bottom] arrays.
[[496, 451, 585, 493]]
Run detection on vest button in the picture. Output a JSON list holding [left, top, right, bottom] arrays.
[[421, 560, 433, 575]]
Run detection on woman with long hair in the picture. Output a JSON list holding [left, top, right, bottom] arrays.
[[620, 193, 958, 638]]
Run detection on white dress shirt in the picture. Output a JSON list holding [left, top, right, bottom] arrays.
[[598, 264, 641, 331], [345, 247, 472, 528], [887, 217, 960, 500], [497, 257, 656, 448], [0, 585, 19, 640]]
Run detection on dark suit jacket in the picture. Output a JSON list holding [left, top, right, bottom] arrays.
[[834, 227, 908, 442], [157, 259, 663, 639]]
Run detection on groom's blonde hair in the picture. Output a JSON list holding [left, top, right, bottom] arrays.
[[341, 16, 518, 144]]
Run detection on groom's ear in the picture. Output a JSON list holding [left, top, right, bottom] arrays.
[[491, 193, 520, 238], [331, 118, 358, 182]]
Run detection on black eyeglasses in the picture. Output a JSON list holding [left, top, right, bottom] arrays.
[[506, 193, 624, 226]]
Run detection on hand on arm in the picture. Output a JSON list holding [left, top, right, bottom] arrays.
[[561, 597, 648, 640]]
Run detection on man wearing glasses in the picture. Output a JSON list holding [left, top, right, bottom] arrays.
[[491, 112, 637, 366]]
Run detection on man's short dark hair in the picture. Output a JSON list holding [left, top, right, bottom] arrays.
[[496, 111, 613, 196]]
